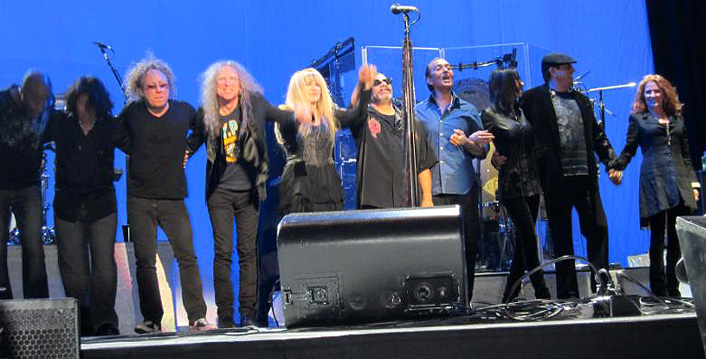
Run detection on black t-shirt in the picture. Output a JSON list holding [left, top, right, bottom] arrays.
[[217, 107, 253, 191], [351, 106, 437, 208], [0, 85, 48, 189], [118, 100, 194, 199]]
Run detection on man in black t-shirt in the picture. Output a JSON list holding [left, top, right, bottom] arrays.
[[0, 71, 52, 300], [119, 58, 210, 333], [347, 72, 437, 208]]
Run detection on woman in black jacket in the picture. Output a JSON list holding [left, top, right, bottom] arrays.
[[612, 74, 699, 297], [481, 68, 550, 302]]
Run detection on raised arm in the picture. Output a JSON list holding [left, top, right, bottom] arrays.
[[338, 65, 376, 129]]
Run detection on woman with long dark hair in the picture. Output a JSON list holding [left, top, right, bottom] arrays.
[[45, 76, 125, 335], [481, 68, 551, 302], [611, 74, 699, 297]]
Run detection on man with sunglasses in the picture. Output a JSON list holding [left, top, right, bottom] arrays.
[[521, 53, 618, 299], [118, 57, 212, 333], [348, 72, 436, 209], [0, 70, 53, 300]]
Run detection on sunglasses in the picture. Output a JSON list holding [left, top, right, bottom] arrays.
[[373, 78, 392, 86]]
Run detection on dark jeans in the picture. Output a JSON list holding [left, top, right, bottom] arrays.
[[647, 204, 690, 297], [544, 176, 609, 299], [0, 186, 48, 299], [56, 212, 118, 330], [432, 185, 480, 302], [127, 196, 207, 325], [207, 187, 259, 321], [500, 195, 550, 302]]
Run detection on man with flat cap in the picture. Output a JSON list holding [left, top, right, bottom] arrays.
[[521, 53, 620, 299], [0, 71, 53, 299]]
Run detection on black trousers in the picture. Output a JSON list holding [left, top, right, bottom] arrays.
[[0, 186, 48, 299], [543, 176, 609, 299], [127, 196, 207, 326], [647, 204, 690, 297], [55, 212, 118, 331], [500, 195, 550, 302], [432, 185, 480, 302], [207, 187, 259, 322]]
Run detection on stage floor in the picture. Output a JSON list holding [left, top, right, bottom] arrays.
[[81, 311, 704, 359]]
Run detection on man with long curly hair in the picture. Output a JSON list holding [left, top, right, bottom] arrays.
[[186, 60, 300, 328], [119, 57, 211, 333]]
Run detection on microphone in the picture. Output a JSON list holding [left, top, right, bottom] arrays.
[[391, 3, 418, 14], [93, 41, 113, 51]]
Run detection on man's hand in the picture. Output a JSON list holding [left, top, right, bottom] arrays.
[[695, 188, 700, 202], [183, 150, 190, 169], [608, 169, 623, 185], [491, 151, 507, 169], [358, 65, 377, 91], [467, 130, 494, 145]]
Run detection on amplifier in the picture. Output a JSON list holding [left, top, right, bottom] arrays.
[[277, 205, 467, 327], [0, 298, 79, 359]]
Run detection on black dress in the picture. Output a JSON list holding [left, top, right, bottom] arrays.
[[613, 112, 698, 225], [278, 122, 344, 214], [278, 90, 371, 215]]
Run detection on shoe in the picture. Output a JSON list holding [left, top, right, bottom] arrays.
[[95, 323, 120, 336], [135, 320, 161, 334], [189, 318, 215, 332], [534, 286, 552, 300], [218, 317, 236, 329], [239, 315, 258, 328]]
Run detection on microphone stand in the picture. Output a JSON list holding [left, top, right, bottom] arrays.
[[396, 9, 421, 207], [586, 82, 636, 130], [94, 43, 130, 241], [450, 49, 518, 71], [95, 44, 128, 103]]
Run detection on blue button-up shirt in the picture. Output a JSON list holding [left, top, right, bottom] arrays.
[[415, 93, 486, 195]]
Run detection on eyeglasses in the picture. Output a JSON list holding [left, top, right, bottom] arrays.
[[374, 78, 392, 87], [144, 83, 168, 92]]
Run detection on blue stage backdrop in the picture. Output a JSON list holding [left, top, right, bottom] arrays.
[[1, 0, 653, 309]]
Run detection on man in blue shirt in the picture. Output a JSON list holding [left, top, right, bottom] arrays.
[[416, 58, 494, 302]]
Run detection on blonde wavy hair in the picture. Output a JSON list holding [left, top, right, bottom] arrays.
[[124, 56, 176, 103], [200, 60, 263, 138], [277, 68, 337, 146]]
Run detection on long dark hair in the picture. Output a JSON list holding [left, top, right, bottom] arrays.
[[66, 76, 114, 120], [488, 68, 521, 116]]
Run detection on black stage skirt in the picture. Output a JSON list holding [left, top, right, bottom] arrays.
[[279, 160, 344, 215]]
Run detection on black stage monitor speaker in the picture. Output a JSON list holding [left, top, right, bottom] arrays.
[[0, 298, 79, 359], [277, 205, 467, 327], [676, 216, 706, 357]]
